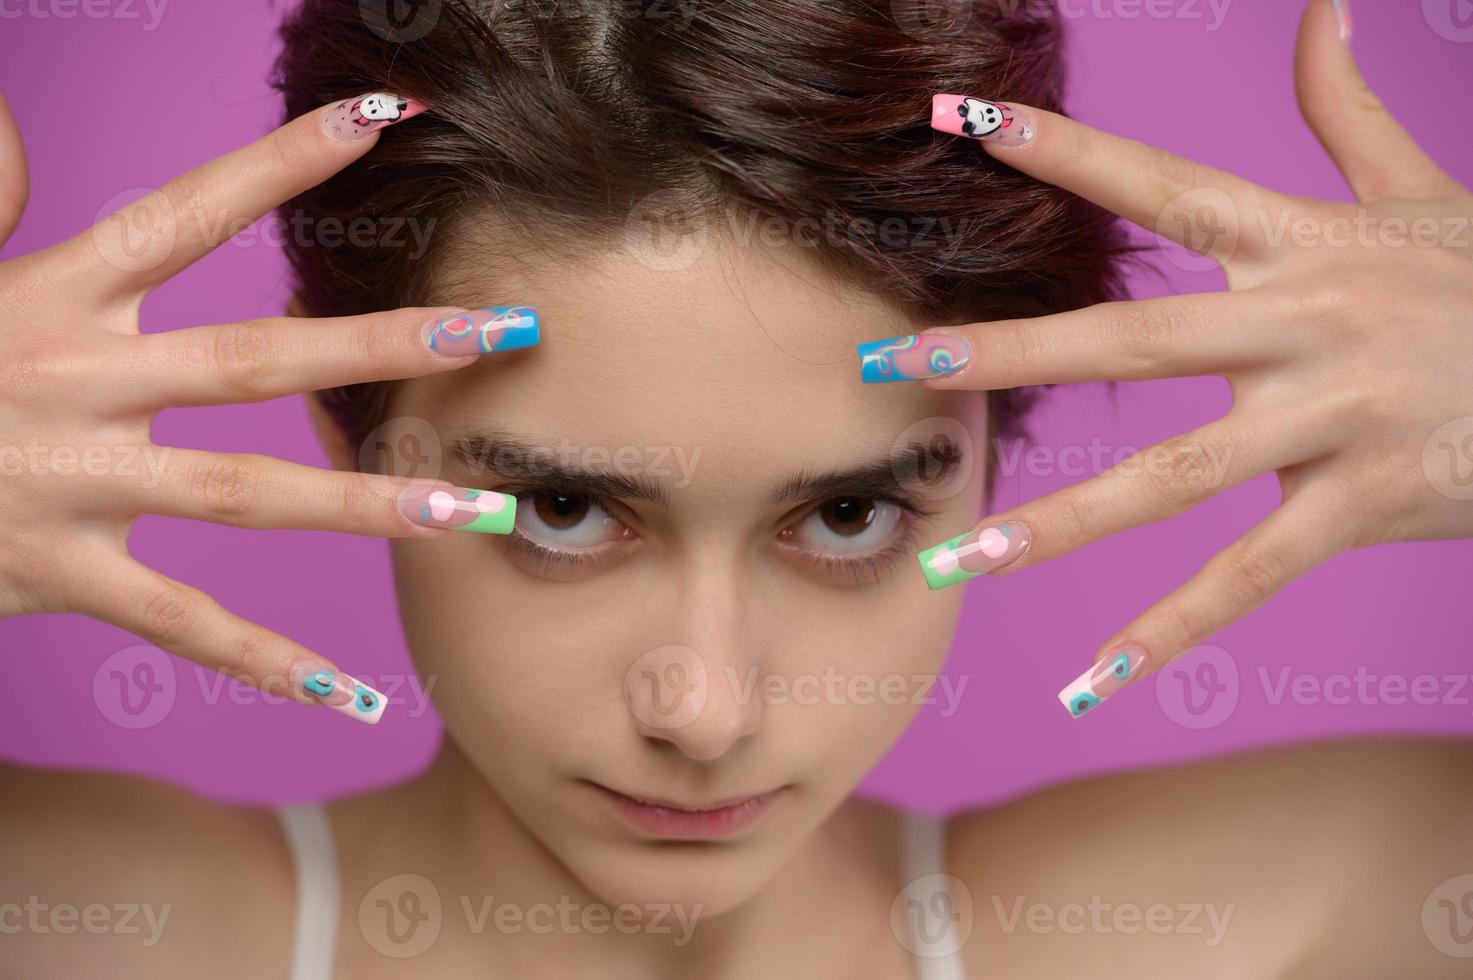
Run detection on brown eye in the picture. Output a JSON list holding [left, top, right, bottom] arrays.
[[818, 497, 878, 538], [788, 497, 904, 558], [533, 493, 590, 531]]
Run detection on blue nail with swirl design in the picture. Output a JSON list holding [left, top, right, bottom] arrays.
[[857, 332, 971, 384]]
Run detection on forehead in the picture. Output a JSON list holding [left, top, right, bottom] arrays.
[[397, 234, 984, 497]]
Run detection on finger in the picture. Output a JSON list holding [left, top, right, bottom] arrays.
[[930, 94, 1279, 266], [68, 555, 392, 724], [867, 289, 1305, 390], [1054, 489, 1353, 718], [118, 306, 539, 410], [916, 407, 1337, 590], [69, 91, 427, 305], [0, 91, 29, 249], [1294, 0, 1464, 202], [120, 449, 518, 538]]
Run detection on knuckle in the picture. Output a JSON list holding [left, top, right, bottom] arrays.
[[219, 627, 275, 685], [139, 582, 197, 645], [212, 321, 280, 399], [1145, 143, 1201, 206], [1156, 600, 1202, 652], [1046, 491, 1093, 550], [1222, 540, 1289, 608], [1104, 302, 1179, 373], [0, 337, 78, 404], [191, 455, 262, 520], [335, 473, 382, 528], [1142, 437, 1218, 513]]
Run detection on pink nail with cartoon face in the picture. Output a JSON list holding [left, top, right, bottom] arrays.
[[930, 94, 1036, 148], [322, 92, 428, 142]]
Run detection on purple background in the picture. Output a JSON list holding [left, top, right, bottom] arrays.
[[1, 3, 1470, 811]]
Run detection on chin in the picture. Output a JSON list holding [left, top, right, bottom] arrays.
[[559, 832, 790, 920]]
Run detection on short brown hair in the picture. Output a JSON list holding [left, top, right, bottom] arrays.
[[273, 0, 1136, 452]]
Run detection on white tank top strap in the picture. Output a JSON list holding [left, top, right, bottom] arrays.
[[899, 809, 969, 980], [275, 803, 340, 980]]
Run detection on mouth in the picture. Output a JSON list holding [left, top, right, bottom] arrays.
[[586, 781, 784, 840]]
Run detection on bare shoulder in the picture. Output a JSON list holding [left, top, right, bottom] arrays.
[[0, 760, 295, 979], [945, 735, 1473, 980]]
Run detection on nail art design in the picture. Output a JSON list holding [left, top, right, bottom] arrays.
[[857, 333, 971, 384], [423, 307, 540, 358], [1332, 0, 1352, 42], [930, 94, 1036, 148], [322, 91, 428, 142], [300, 668, 388, 725], [917, 521, 1031, 590], [398, 486, 518, 534], [1058, 646, 1149, 718]]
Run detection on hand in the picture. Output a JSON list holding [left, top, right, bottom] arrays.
[[860, 0, 1472, 717], [0, 90, 533, 725]]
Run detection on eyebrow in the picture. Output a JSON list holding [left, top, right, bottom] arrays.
[[448, 432, 965, 506]]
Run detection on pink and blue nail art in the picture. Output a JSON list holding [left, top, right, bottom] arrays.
[[1058, 647, 1149, 718], [301, 668, 388, 725], [398, 486, 517, 534], [423, 307, 540, 358], [917, 521, 1030, 589], [858, 333, 971, 384]]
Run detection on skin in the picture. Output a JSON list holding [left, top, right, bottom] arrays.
[[0, 1, 1471, 977]]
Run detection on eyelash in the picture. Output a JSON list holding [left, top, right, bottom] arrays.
[[498, 488, 938, 583]]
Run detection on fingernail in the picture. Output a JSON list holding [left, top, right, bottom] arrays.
[[857, 332, 971, 384], [398, 485, 517, 534], [931, 94, 1037, 148], [1332, 0, 1352, 43], [917, 520, 1031, 590], [296, 666, 388, 725], [422, 307, 540, 358], [322, 91, 428, 142], [1058, 646, 1150, 719]]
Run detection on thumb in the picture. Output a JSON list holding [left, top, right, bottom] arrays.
[[1293, 0, 1463, 202]]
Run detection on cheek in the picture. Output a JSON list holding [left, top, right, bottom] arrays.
[[388, 538, 644, 761]]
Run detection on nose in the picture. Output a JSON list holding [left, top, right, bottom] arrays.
[[623, 573, 765, 762]]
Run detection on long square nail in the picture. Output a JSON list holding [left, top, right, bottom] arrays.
[[322, 91, 428, 142], [299, 667, 388, 725], [399, 486, 517, 534], [931, 94, 1036, 148], [423, 307, 540, 357], [857, 332, 971, 384], [1058, 646, 1149, 718], [917, 521, 1031, 589]]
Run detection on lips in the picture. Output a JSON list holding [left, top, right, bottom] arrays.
[[589, 782, 782, 840]]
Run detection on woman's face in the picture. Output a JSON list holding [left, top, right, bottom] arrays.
[[379, 230, 988, 916]]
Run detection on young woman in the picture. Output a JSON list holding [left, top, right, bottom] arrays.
[[2, 0, 1470, 976]]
